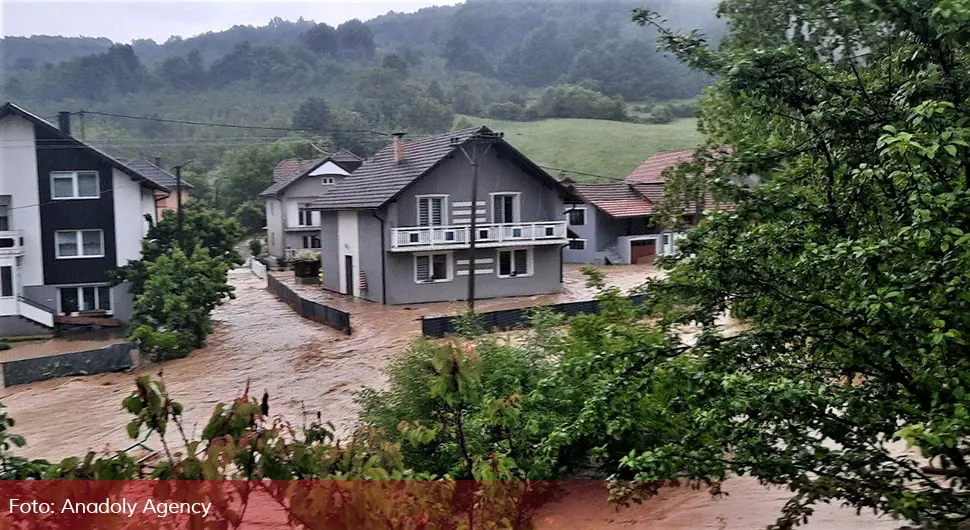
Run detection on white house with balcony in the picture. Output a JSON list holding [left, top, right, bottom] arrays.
[[260, 150, 363, 261], [0, 102, 170, 337], [310, 127, 578, 305]]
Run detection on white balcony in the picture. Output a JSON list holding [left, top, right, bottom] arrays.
[[391, 221, 568, 252], [0, 230, 24, 256]]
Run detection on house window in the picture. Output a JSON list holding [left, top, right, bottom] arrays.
[[58, 285, 112, 314], [415, 253, 451, 283], [302, 235, 321, 249], [567, 208, 586, 226], [0, 266, 12, 297], [491, 193, 520, 224], [51, 171, 99, 199], [270, 232, 275, 245], [0, 202, 9, 231], [568, 239, 587, 251], [322, 177, 335, 185], [417, 196, 446, 226], [298, 204, 314, 226], [55, 230, 104, 258], [497, 248, 531, 278]]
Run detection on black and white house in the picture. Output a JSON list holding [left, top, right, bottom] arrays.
[[0, 102, 170, 337]]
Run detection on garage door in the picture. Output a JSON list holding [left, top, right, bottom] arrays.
[[630, 240, 656, 264]]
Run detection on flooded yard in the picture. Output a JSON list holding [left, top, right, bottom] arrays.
[[0, 264, 903, 528]]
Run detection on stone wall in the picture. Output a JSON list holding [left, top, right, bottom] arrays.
[[1, 342, 136, 387]]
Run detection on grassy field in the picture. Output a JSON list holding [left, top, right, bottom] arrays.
[[470, 117, 705, 181]]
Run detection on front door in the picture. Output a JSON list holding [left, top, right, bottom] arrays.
[[630, 239, 656, 264], [344, 255, 354, 296]]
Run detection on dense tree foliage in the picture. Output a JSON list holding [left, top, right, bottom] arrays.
[[511, 0, 970, 526], [111, 203, 241, 360], [290, 96, 332, 133]]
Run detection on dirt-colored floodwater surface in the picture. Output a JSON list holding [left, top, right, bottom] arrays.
[[0, 265, 907, 529]]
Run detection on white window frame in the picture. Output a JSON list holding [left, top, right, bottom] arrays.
[[496, 247, 533, 278], [566, 206, 587, 227], [51, 171, 100, 200], [490, 192, 521, 224], [414, 252, 453, 284], [415, 194, 448, 226], [568, 239, 587, 251], [56, 284, 113, 315], [55, 229, 104, 259]]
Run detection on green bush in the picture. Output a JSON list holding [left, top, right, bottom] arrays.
[[643, 107, 674, 124], [357, 328, 560, 478], [667, 102, 697, 118], [248, 238, 263, 257], [527, 84, 629, 122], [487, 101, 526, 121], [0, 342, 9, 351], [233, 199, 265, 233], [130, 325, 192, 362]]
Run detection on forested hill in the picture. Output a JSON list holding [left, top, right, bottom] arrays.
[[1, 0, 723, 106], [0, 0, 722, 223]]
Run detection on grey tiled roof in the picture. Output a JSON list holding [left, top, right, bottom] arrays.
[[260, 150, 364, 197], [312, 127, 488, 210], [127, 160, 196, 191], [0, 102, 167, 191]]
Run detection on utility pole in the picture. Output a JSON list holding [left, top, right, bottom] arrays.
[[174, 165, 184, 248], [458, 130, 503, 313]]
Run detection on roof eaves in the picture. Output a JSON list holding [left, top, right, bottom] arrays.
[[1, 102, 167, 192]]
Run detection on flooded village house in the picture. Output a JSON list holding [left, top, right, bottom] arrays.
[[310, 127, 579, 305], [260, 150, 364, 261], [0, 102, 176, 337]]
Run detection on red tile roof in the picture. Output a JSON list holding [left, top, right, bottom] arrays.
[[572, 183, 654, 218], [273, 158, 322, 183], [625, 149, 696, 184]]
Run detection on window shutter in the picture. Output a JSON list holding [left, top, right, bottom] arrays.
[[418, 199, 430, 226], [492, 196, 502, 223], [431, 198, 443, 225], [416, 255, 430, 281], [514, 250, 528, 274]]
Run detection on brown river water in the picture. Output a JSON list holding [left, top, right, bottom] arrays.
[[0, 266, 903, 529]]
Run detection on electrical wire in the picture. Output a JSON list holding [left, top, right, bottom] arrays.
[[6, 178, 163, 212], [79, 110, 392, 137]]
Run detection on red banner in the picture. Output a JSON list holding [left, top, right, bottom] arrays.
[[0, 480, 600, 529]]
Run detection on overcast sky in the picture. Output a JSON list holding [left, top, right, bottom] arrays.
[[0, 0, 461, 42]]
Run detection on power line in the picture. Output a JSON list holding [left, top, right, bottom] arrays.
[[80, 110, 392, 137], [7, 179, 163, 212]]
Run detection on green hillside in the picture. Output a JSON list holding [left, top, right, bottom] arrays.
[[471, 117, 705, 181]]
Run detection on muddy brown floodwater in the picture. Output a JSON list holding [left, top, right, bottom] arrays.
[[0, 265, 906, 529]]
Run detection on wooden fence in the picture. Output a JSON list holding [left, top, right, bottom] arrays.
[[267, 274, 351, 335]]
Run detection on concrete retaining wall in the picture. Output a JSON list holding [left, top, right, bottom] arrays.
[[1, 342, 136, 387]]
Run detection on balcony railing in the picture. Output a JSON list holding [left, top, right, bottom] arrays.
[[0, 230, 24, 256], [391, 221, 568, 251]]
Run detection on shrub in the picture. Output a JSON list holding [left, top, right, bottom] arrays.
[[667, 102, 697, 118], [643, 107, 674, 124], [128, 247, 233, 353], [528, 84, 629, 121], [248, 238, 262, 257], [233, 199, 265, 233], [0, 342, 9, 351], [130, 325, 192, 362], [487, 101, 526, 121]]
